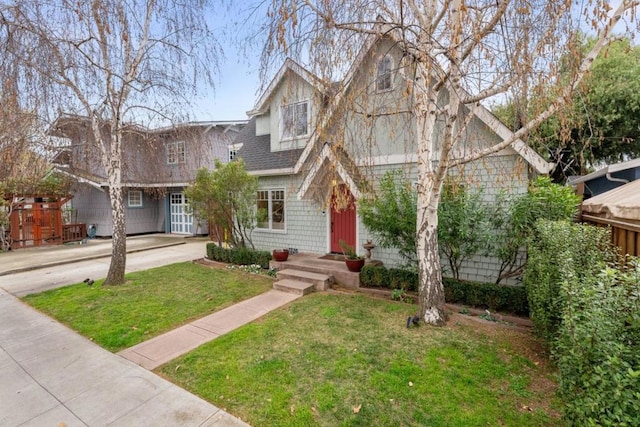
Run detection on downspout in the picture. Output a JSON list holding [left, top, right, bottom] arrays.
[[605, 173, 629, 184]]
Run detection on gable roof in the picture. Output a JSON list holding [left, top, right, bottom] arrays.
[[241, 28, 553, 197], [235, 117, 304, 174], [247, 58, 327, 117]]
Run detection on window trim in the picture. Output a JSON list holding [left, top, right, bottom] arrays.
[[280, 100, 310, 141], [228, 143, 243, 162], [376, 54, 394, 92], [256, 188, 286, 232], [127, 190, 143, 208], [166, 140, 186, 165]]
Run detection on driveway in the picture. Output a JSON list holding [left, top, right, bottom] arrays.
[[0, 236, 251, 426], [0, 235, 209, 297]]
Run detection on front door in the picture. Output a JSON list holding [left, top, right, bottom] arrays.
[[330, 186, 356, 253], [170, 192, 192, 234]]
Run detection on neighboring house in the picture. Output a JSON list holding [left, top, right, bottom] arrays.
[[51, 115, 246, 237], [567, 158, 640, 199], [236, 34, 553, 283]]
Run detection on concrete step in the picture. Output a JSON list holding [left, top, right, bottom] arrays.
[[273, 279, 315, 295], [276, 269, 333, 291]]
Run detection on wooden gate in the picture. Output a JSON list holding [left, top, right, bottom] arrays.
[[9, 197, 65, 249]]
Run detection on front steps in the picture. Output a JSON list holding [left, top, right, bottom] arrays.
[[272, 268, 334, 295]]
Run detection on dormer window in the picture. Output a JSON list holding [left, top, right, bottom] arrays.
[[376, 55, 393, 92], [281, 100, 309, 140], [228, 143, 243, 162]]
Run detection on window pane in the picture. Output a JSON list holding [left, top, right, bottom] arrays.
[[282, 102, 308, 139], [295, 102, 308, 136], [257, 191, 269, 228], [272, 190, 285, 230], [282, 105, 294, 139], [377, 56, 392, 91]]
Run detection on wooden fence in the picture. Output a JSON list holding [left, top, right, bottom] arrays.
[[8, 196, 85, 250], [581, 214, 640, 257]]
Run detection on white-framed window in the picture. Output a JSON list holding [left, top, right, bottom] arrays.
[[257, 189, 285, 231], [127, 190, 143, 208], [166, 141, 186, 164], [228, 143, 243, 162], [280, 100, 309, 140], [376, 55, 393, 92]]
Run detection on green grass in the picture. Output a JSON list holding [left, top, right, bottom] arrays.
[[160, 293, 561, 427], [22, 262, 273, 352]]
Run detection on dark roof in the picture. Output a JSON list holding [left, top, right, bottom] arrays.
[[235, 117, 304, 173]]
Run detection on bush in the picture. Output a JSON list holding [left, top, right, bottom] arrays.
[[359, 265, 527, 314], [443, 278, 529, 316], [389, 268, 419, 292], [360, 265, 390, 288], [206, 243, 271, 269], [523, 220, 640, 424], [555, 265, 640, 425], [523, 220, 614, 342], [438, 181, 490, 280]]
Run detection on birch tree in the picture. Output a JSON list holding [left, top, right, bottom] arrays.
[[260, 0, 639, 324], [0, 1, 220, 284]]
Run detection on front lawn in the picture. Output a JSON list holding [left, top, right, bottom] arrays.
[[160, 293, 561, 427], [22, 261, 273, 352]]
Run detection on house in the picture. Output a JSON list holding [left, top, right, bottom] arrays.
[[236, 34, 553, 283], [567, 158, 640, 199], [50, 115, 246, 237]]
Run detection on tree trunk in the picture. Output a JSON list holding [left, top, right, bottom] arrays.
[[104, 180, 127, 285], [102, 126, 127, 286], [416, 200, 448, 326]]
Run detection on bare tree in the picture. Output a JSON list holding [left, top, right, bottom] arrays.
[[259, 0, 639, 324], [0, 1, 221, 284]]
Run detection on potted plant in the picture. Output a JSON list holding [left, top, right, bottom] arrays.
[[272, 248, 289, 262], [340, 240, 365, 272]]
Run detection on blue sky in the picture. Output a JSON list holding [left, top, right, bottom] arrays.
[[195, 0, 633, 122], [192, 48, 261, 121], [192, 4, 267, 122]]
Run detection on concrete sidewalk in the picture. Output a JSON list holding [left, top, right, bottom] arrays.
[[119, 290, 300, 369], [0, 234, 194, 276], [0, 288, 249, 426]]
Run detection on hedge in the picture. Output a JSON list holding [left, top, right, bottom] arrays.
[[360, 264, 528, 315], [206, 243, 271, 269], [523, 220, 640, 424]]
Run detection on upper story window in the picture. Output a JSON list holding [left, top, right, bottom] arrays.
[[228, 143, 243, 162], [166, 141, 186, 164], [127, 190, 143, 208], [376, 55, 393, 92], [280, 100, 309, 140]]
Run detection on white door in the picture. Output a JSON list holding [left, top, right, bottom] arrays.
[[170, 192, 192, 234]]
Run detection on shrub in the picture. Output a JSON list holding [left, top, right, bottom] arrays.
[[206, 243, 271, 268], [555, 265, 640, 425], [359, 170, 418, 264], [523, 220, 614, 342], [438, 181, 490, 280], [359, 265, 527, 314], [360, 265, 390, 288], [522, 220, 639, 423], [443, 278, 529, 316], [489, 177, 582, 284], [389, 268, 419, 292]]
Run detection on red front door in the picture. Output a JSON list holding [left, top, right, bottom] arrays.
[[330, 186, 356, 253]]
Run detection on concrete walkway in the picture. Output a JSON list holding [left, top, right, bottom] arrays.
[[119, 290, 300, 369], [0, 235, 277, 426], [0, 288, 249, 426]]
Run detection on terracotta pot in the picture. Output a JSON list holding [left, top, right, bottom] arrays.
[[272, 249, 289, 262], [345, 258, 365, 273]]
